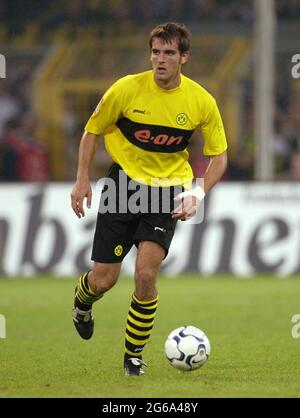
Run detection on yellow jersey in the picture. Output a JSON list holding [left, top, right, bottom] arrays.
[[85, 70, 227, 186]]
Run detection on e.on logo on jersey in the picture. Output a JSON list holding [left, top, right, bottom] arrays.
[[0, 314, 6, 338], [134, 129, 183, 146]]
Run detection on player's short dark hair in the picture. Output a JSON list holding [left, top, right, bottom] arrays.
[[149, 22, 190, 54]]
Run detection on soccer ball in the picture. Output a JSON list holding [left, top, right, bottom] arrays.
[[164, 325, 211, 371]]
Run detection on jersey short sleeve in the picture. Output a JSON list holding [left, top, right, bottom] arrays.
[[84, 79, 125, 135], [199, 98, 228, 156]]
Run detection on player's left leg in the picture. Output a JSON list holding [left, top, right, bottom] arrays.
[[124, 241, 165, 376], [73, 262, 122, 340]]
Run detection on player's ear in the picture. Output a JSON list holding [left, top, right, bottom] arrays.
[[180, 52, 189, 65]]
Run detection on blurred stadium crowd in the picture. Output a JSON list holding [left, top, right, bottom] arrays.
[[0, 0, 300, 182], [1, 0, 300, 33], [1, 0, 255, 32]]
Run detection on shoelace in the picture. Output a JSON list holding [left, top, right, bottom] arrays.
[[72, 307, 92, 322]]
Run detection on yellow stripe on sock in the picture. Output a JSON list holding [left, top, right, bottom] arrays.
[[126, 324, 152, 336], [77, 287, 98, 303], [127, 315, 154, 328], [79, 273, 98, 297], [132, 294, 159, 305], [125, 334, 148, 346], [129, 306, 156, 320], [132, 302, 158, 310]]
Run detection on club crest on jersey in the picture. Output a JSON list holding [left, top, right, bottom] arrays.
[[176, 113, 188, 125]]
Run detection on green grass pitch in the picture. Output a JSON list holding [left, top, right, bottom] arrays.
[[1, 275, 300, 398]]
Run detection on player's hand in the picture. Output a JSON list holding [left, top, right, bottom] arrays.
[[71, 180, 92, 218], [171, 186, 205, 221], [171, 195, 200, 221]]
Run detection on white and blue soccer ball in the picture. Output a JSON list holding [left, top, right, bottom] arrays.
[[164, 325, 211, 371]]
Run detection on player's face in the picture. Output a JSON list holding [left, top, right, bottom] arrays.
[[150, 37, 189, 90]]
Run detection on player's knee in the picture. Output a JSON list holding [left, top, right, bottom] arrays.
[[135, 266, 156, 286], [89, 269, 118, 294]]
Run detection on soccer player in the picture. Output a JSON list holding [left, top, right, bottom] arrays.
[[71, 22, 228, 376]]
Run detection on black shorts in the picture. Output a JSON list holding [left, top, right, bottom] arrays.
[[91, 164, 182, 263]]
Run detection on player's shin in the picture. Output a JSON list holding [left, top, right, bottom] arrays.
[[74, 271, 103, 310], [125, 293, 158, 359]]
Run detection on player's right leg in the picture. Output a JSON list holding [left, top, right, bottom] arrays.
[[72, 164, 137, 339], [73, 262, 121, 339]]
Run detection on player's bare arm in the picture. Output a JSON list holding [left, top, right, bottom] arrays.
[[203, 150, 228, 193], [172, 151, 227, 221], [71, 131, 99, 218]]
